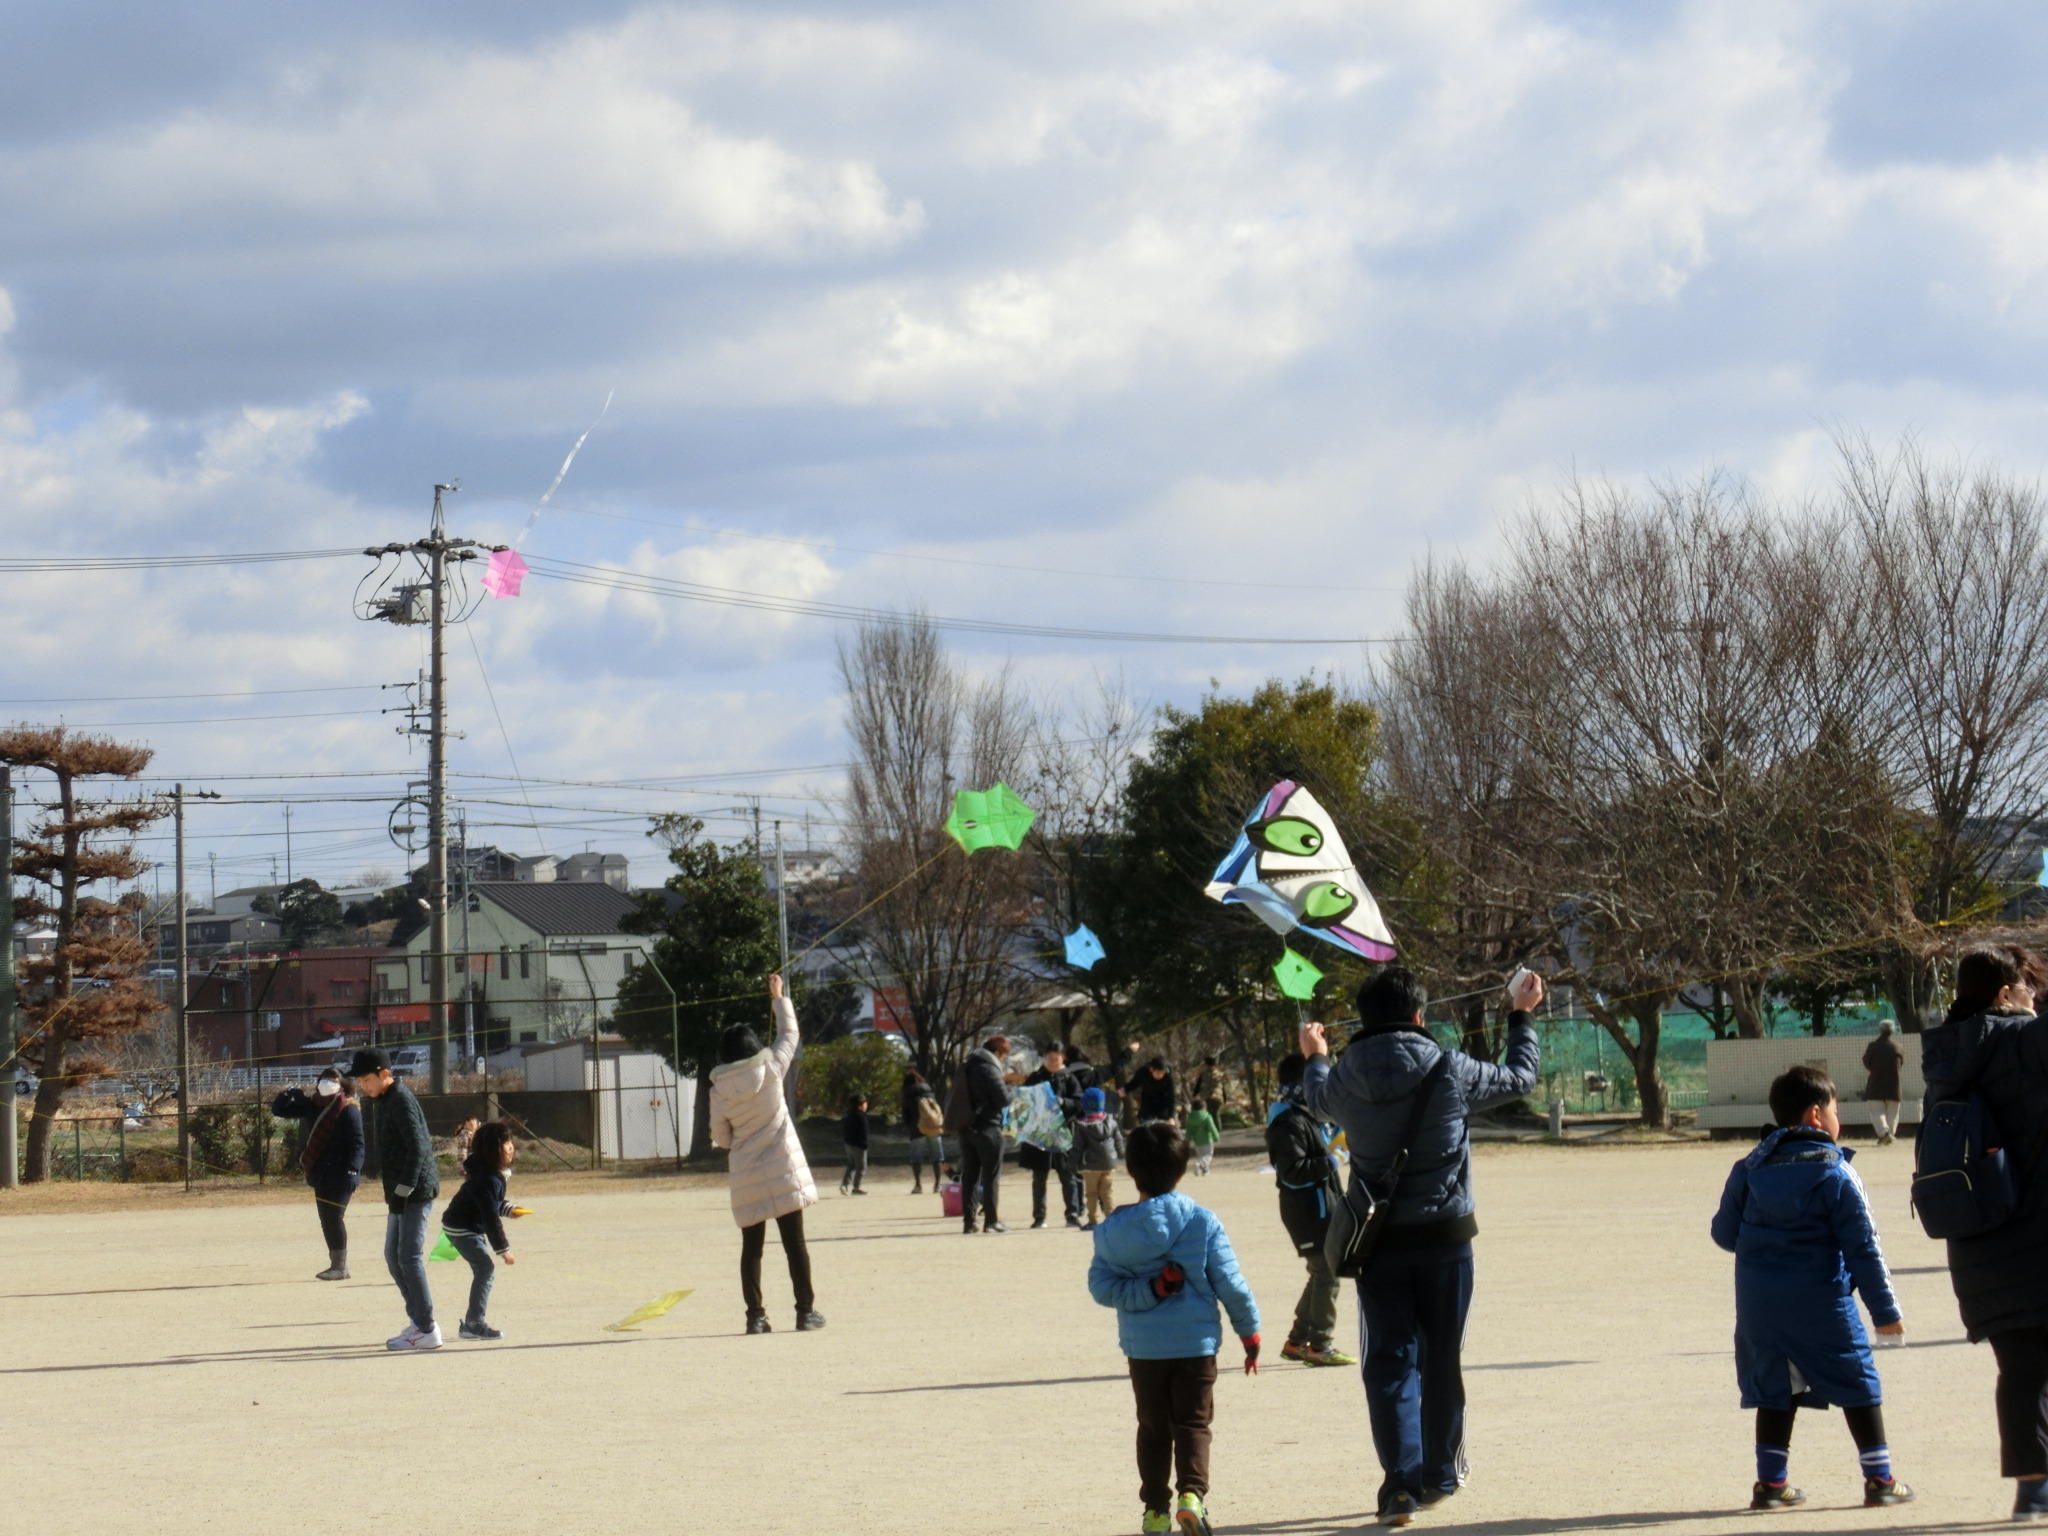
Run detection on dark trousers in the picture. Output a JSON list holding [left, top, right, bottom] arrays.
[[1291, 1247, 1340, 1349], [1030, 1151, 1082, 1223], [959, 1128, 1004, 1230], [1129, 1355, 1216, 1510], [740, 1209, 814, 1316], [446, 1230, 497, 1323], [1356, 1243, 1475, 1504], [1992, 1327, 2048, 1477], [313, 1182, 352, 1252]]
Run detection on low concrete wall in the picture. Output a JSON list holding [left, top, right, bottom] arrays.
[[1697, 1034, 1923, 1131]]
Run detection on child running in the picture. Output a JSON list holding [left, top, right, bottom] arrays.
[[1184, 1103, 1220, 1175], [1710, 1065, 1912, 1510], [840, 1095, 870, 1195], [1074, 1086, 1125, 1228], [441, 1121, 521, 1341], [1089, 1122, 1260, 1536]]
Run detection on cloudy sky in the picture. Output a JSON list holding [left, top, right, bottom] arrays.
[[2, 0, 2045, 894]]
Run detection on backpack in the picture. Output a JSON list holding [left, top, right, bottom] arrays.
[[1912, 1093, 2016, 1240], [941, 1068, 975, 1136], [916, 1094, 945, 1138], [1324, 1051, 1452, 1279]]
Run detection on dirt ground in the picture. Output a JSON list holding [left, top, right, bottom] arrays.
[[0, 1139, 2017, 1536]]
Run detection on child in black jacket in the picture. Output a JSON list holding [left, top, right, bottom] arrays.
[[840, 1096, 871, 1195], [442, 1122, 521, 1340], [1266, 1052, 1354, 1368]]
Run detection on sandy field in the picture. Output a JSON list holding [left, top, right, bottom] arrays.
[[0, 1139, 2017, 1536]]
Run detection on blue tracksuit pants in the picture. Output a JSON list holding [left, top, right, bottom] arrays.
[[1356, 1243, 1475, 1503]]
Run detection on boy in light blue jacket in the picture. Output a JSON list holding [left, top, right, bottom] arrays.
[[1089, 1122, 1260, 1536]]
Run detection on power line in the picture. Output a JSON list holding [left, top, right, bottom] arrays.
[[17, 708, 384, 728], [525, 555, 1395, 646], [0, 685, 385, 706], [518, 499, 1405, 595], [0, 549, 360, 572]]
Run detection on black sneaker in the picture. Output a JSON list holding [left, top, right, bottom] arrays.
[[1031, 1218, 1047, 1229], [1863, 1478, 1913, 1507], [745, 1312, 772, 1335], [1378, 1492, 1420, 1527], [796, 1309, 826, 1331], [1749, 1482, 1805, 1510], [1419, 1488, 1456, 1509], [457, 1320, 502, 1341]]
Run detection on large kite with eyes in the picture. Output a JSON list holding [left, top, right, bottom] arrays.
[[1204, 779, 1396, 964]]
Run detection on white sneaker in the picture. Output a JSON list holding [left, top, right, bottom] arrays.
[[386, 1324, 420, 1350], [386, 1323, 443, 1351]]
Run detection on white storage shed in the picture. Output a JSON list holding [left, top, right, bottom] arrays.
[[522, 1036, 694, 1162]]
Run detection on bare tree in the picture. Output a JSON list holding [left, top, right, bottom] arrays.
[[839, 615, 1038, 1082], [0, 727, 168, 1180], [1841, 436, 2048, 1027]]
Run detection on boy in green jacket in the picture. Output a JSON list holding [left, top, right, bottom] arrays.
[[1185, 1105, 1221, 1176], [348, 1048, 443, 1351]]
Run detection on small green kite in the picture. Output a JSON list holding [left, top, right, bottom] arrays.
[[944, 782, 1035, 852], [428, 1231, 460, 1262], [1273, 948, 1324, 1001]]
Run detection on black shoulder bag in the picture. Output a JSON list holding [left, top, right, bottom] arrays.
[[1324, 1051, 1452, 1280]]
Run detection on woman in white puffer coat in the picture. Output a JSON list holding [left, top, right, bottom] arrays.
[[709, 973, 822, 1334]]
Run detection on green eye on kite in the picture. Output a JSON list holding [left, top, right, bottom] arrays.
[[1249, 816, 1322, 858], [1299, 881, 1357, 925]]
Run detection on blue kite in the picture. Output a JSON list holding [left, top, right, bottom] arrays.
[[1064, 924, 1106, 970]]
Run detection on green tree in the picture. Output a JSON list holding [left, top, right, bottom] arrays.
[[1094, 677, 1415, 1109], [255, 879, 345, 949], [615, 815, 782, 1157]]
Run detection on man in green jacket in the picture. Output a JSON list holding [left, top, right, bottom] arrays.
[[348, 1047, 442, 1351]]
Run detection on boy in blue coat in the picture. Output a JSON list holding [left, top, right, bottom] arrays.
[[1090, 1122, 1261, 1536], [1711, 1065, 1912, 1510]]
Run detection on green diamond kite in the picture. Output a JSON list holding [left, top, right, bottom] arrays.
[[1273, 948, 1323, 1001], [944, 782, 1036, 853]]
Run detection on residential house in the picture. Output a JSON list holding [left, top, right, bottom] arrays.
[[397, 881, 653, 1056], [185, 945, 395, 1068]]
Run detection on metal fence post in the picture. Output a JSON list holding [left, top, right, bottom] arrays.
[[73, 1119, 82, 1180], [119, 1115, 128, 1181]]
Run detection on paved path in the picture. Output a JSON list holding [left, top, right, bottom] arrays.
[[0, 1139, 2011, 1534]]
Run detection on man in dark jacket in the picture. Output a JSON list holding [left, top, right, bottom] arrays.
[[1266, 1051, 1352, 1368], [957, 1035, 1012, 1234], [1023, 1044, 1084, 1228], [1920, 946, 2048, 1517], [1302, 965, 1542, 1525], [348, 1047, 443, 1351], [1134, 1058, 1178, 1125]]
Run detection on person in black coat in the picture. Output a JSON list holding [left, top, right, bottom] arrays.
[[1134, 1058, 1178, 1125], [1921, 945, 2048, 1519], [271, 1068, 365, 1280], [839, 1095, 871, 1195], [1021, 1044, 1083, 1228], [441, 1121, 521, 1340]]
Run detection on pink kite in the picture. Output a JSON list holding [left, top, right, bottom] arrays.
[[482, 548, 529, 599]]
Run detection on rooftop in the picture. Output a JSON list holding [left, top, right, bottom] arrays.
[[472, 881, 642, 937]]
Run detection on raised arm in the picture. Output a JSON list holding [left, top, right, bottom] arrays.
[[1457, 1013, 1539, 1112], [767, 972, 800, 1077]]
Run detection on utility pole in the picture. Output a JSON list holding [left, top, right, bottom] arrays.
[[458, 808, 473, 1073], [361, 484, 495, 1097], [208, 851, 216, 910], [174, 784, 190, 1191], [773, 819, 790, 972], [284, 804, 293, 887], [1, 767, 17, 1189]]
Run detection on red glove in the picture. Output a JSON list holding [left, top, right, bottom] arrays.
[[1242, 1334, 1261, 1375], [1150, 1261, 1186, 1299]]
